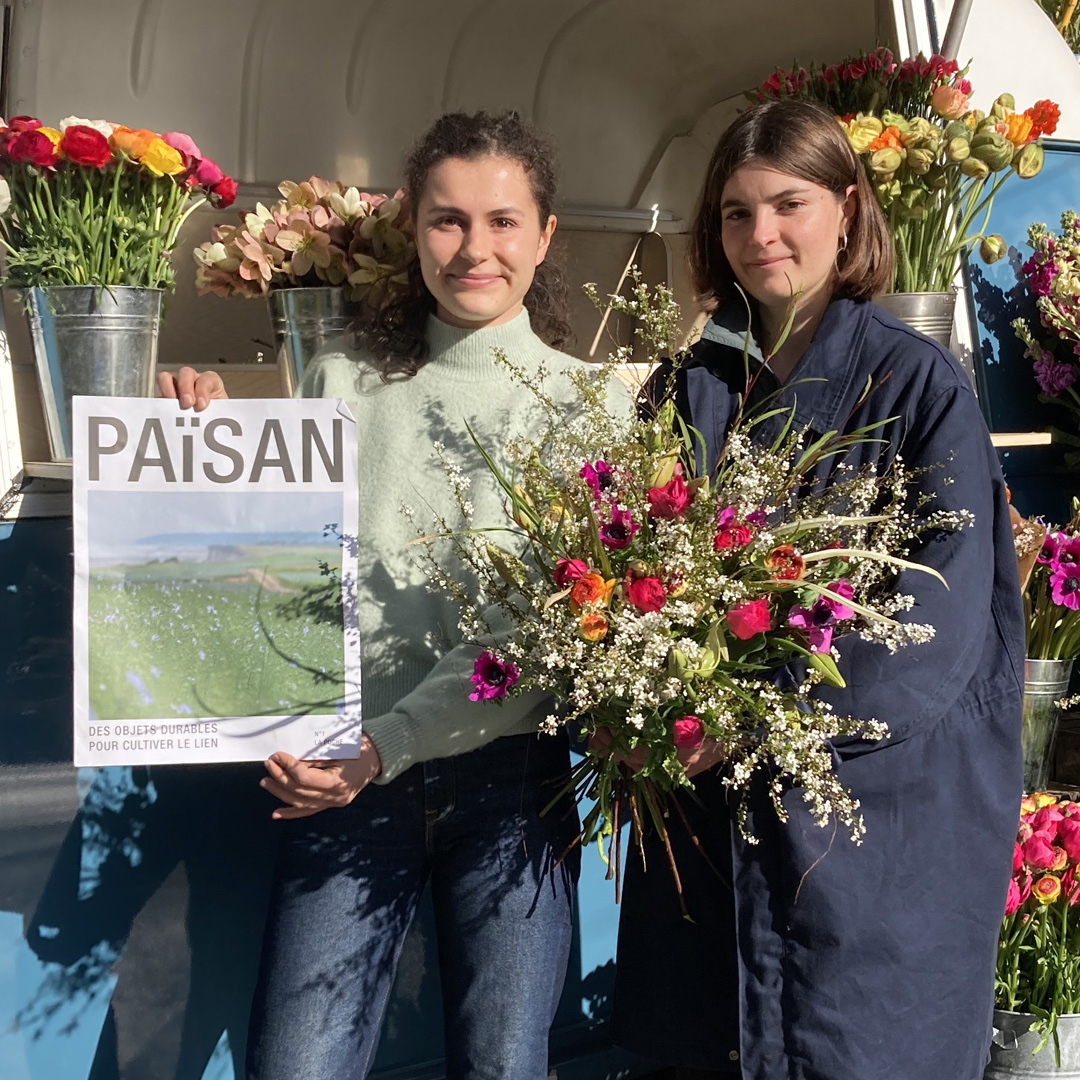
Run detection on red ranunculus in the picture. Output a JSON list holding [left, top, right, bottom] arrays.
[[8, 129, 57, 166], [1004, 877, 1022, 916], [625, 575, 666, 614], [647, 467, 692, 520], [195, 156, 224, 187], [1023, 833, 1058, 869], [553, 558, 588, 588], [7, 115, 42, 133], [60, 125, 112, 168], [726, 597, 771, 640], [1058, 817, 1080, 862], [673, 715, 705, 750], [714, 524, 754, 551], [211, 175, 238, 208]]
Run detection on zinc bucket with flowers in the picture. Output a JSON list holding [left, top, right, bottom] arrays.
[[0, 117, 236, 461], [193, 177, 415, 395], [990, 793, 1080, 1077], [750, 49, 1058, 352], [1021, 507, 1080, 793]]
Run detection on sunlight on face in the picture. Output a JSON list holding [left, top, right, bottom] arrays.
[[414, 155, 557, 331], [720, 164, 853, 321]]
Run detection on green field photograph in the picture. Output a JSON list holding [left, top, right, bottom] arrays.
[[86, 490, 347, 722]]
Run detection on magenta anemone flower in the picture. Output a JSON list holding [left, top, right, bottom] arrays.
[[1039, 532, 1064, 566], [787, 580, 856, 653], [1057, 535, 1080, 568], [599, 507, 639, 550], [469, 650, 520, 702], [1051, 564, 1080, 610], [580, 459, 615, 501]]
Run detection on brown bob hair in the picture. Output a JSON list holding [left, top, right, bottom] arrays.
[[688, 100, 894, 307]]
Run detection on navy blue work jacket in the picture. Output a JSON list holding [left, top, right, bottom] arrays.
[[612, 298, 1024, 1079]]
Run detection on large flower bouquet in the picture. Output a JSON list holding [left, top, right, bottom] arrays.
[[408, 278, 968, 891], [1026, 504, 1080, 660], [0, 115, 236, 290], [750, 49, 1059, 293], [194, 177, 415, 310], [1013, 212, 1080, 464], [998, 792, 1080, 1058]]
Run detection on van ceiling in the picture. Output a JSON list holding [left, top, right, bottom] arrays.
[[7, 0, 877, 211]]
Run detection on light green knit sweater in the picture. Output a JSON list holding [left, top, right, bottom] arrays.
[[298, 309, 598, 783]]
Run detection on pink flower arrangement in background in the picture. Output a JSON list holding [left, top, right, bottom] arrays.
[[1024, 503, 1080, 660], [997, 792, 1080, 1053], [195, 176, 416, 307]]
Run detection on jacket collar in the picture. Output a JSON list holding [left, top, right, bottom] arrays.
[[702, 296, 872, 431]]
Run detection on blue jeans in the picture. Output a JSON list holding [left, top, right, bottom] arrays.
[[246, 732, 580, 1080]]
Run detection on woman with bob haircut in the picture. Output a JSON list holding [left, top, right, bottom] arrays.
[[610, 99, 1023, 1080], [161, 110, 596, 1080]]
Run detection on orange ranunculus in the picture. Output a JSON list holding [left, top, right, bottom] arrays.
[[999, 112, 1034, 148], [867, 125, 904, 153], [109, 126, 157, 159], [765, 544, 805, 581], [579, 612, 609, 642], [569, 572, 615, 614], [1026, 99, 1060, 140], [1050, 845, 1070, 872], [1034, 873, 1063, 905], [137, 137, 185, 176]]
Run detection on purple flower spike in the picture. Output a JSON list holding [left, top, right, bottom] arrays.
[[599, 507, 639, 550], [1034, 357, 1077, 397], [1051, 565, 1080, 611], [469, 650, 520, 702]]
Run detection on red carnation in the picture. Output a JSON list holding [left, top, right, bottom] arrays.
[[211, 175, 237, 208], [8, 129, 57, 167], [60, 125, 112, 168]]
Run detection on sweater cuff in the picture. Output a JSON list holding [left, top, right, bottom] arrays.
[[362, 711, 420, 785]]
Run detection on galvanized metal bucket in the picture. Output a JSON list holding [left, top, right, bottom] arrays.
[[23, 285, 162, 462], [876, 290, 957, 349], [267, 287, 360, 397], [1022, 657, 1076, 792], [986, 1011, 1080, 1077]]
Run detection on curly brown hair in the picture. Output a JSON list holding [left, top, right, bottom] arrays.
[[350, 110, 571, 381]]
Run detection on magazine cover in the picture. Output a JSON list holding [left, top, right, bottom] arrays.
[[72, 396, 361, 766]]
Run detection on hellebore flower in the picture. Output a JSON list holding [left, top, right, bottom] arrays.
[[468, 650, 519, 702]]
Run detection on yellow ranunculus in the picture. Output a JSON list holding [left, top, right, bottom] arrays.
[[1034, 874, 1062, 905], [38, 127, 63, 147], [137, 137, 185, 177], [839, 113, 883, 154]]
